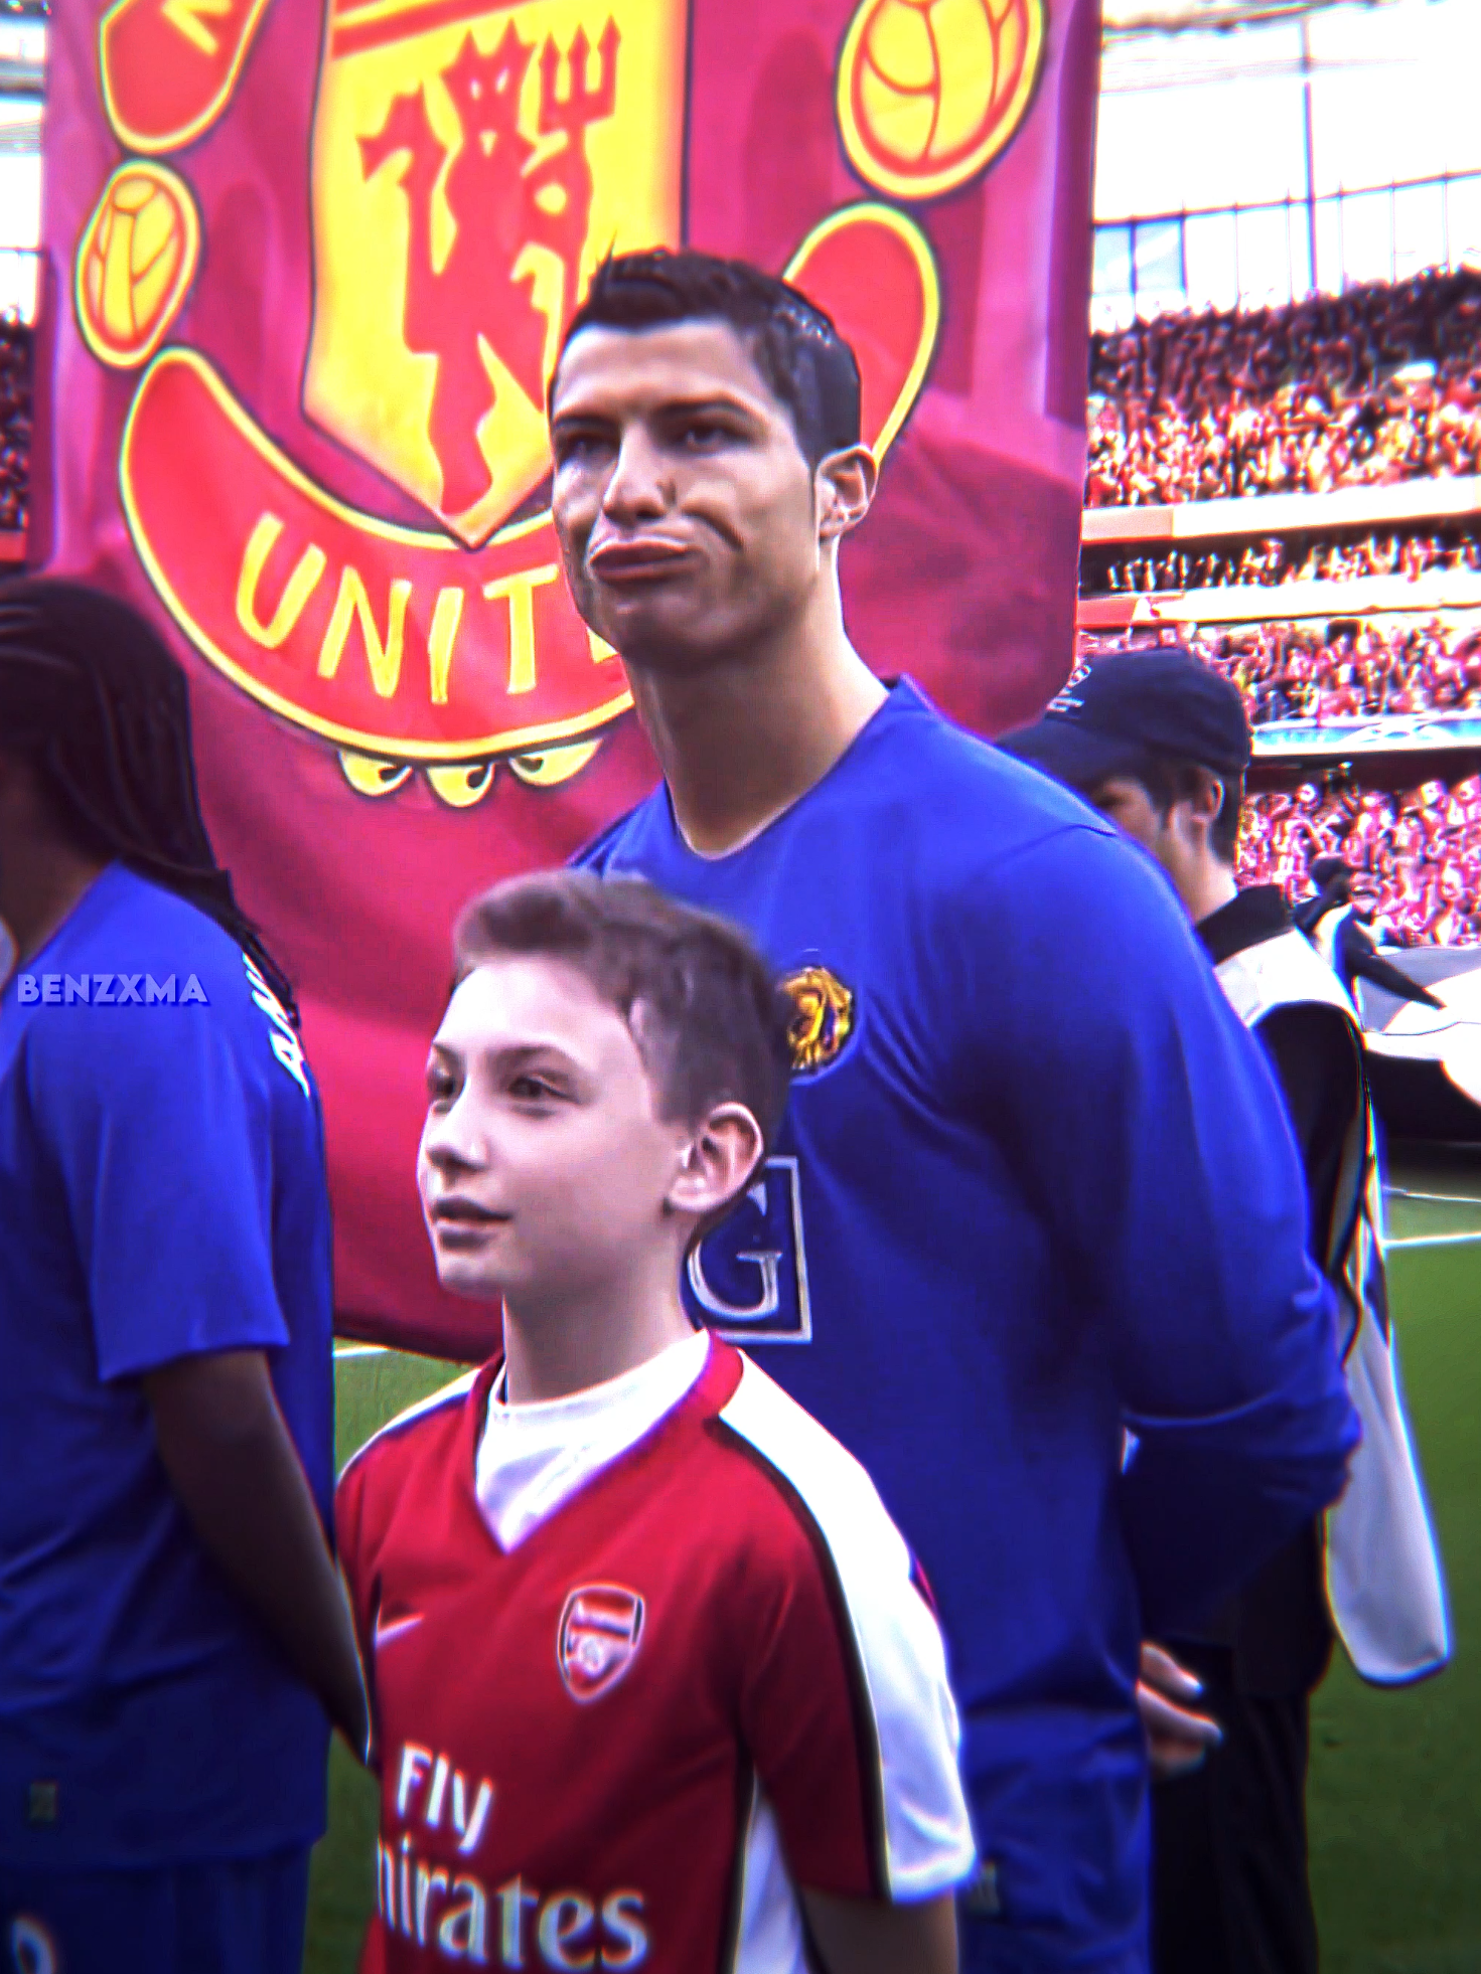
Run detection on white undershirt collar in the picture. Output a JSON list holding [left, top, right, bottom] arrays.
[[474, 1329, 711, 1551]]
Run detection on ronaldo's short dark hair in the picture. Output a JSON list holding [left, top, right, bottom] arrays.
[[452, 868, 794, 1155], [555, 248, 862, 469]]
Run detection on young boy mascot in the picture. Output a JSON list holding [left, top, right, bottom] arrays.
[[336, 871, 975, 1974]]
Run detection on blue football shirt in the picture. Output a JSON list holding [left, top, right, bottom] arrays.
[[579, 681, 1358, 1968], [0, 863, 334, 1866]]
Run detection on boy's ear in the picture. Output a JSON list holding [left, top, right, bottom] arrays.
[[667, 1103, 764, 1223], [815, 444, 877, 545]]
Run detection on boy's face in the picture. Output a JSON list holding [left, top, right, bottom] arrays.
[[548, 318, 825, 668], [418, 955, 694, 1305]]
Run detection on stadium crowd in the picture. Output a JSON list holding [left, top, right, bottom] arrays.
[[0, 322, 30, 536], [1241, 776, 1481, 946], [1085, 619, 1481, 727], [1092, 527, 1481, 594], [1086, 268, 1481, 507], [1081, 256, 1481, 954], [1207, 618, 1481, 726]]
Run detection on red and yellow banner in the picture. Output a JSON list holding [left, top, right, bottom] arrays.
[[40, 0, 1100, 1355]]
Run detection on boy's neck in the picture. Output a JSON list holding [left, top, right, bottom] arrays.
[[501, 1262, 699, 1404]]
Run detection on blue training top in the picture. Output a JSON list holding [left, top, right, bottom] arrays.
[[578, 680, 1359, 1969], [0, 863, 334, 1867]]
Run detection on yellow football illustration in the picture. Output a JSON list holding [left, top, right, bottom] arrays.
[[76, 162, 201, 369], [837, 0, 1046, 201]]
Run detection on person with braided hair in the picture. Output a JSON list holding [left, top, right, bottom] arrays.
[[0, 580, 365, 1974]]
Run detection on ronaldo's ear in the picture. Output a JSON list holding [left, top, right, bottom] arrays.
[[667, 1103, 765, 1224], [815, 445, 877, 544]]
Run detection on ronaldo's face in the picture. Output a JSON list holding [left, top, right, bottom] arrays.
[[418, 956, 689, 1307], [548, 319, 820, 669]]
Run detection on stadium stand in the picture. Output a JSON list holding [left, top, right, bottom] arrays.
[[1088, 525, 1481, 595], [1083, 263, 1481, 946], [1187, 618, 1481, 728], [1240, 775, 1481, 947], [1087, 268, 1481, 507]]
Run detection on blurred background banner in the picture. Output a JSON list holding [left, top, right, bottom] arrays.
[[36, 0, 1102, 1354]]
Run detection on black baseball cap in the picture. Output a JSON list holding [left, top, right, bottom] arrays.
[[998, 646, 1252, 789]]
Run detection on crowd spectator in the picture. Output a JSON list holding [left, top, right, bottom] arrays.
[[0, 320, 30, 535], [1240, 776, 1481, 946], [1190, 619, 1481, 728], [1090, 528, 1481, 596], [1080, 622, 1481, 729], [1086, 268, 1481, 507]]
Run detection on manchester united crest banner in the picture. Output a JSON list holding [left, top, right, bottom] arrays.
[[39, 0, 1101, 1356]]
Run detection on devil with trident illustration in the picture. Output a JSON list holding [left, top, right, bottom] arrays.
[[361, 18, 619, 518]]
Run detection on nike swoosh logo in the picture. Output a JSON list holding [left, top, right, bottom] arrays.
[[373, 1613, 424, 1649]]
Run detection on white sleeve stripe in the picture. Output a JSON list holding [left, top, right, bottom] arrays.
[[718, 1357, 977, 1900], [714, 1420, 892, 1893], [731, 1779, 810, 1974]]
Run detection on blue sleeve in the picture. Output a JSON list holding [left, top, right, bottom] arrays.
[[947, 825, 1360, 1634], [29, 1004, 290, 1381]]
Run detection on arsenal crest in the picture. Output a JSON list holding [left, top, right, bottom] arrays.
[[558, 1583, 644, 1702]]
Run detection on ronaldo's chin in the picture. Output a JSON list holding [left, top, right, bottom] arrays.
[[599, 601, 746, 676], [589, 570, 709, 636]]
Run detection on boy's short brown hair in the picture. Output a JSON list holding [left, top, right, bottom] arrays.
[[453, 870, 794, 1153]]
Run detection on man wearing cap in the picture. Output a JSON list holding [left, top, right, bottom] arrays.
[[1002, 648, 1448, 1974]]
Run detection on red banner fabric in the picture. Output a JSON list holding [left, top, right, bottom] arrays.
[[39, 0, 1100, 1357]]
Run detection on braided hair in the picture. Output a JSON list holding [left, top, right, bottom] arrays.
[[0, 577, 300, 1025]]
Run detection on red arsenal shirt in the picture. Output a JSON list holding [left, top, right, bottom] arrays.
[[336, 1335, 974, 1972]]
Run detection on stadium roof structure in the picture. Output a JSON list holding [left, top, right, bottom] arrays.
[[1104, 0, 1394, 32]]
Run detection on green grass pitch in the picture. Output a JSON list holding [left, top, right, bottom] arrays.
[[303, 1150, 1481, 1972]]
